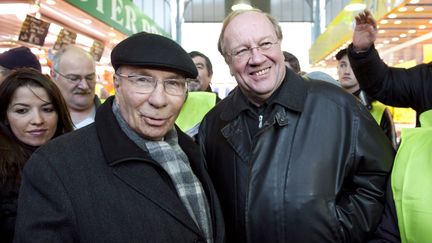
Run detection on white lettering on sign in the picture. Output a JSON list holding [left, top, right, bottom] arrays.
[[111, 0, 124, 26], [124, 5, 137, 33]]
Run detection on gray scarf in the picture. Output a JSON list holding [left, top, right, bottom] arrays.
[[112, 102, 213, 242]]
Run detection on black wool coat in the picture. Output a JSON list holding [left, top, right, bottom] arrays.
[[14, 97, 224, 243]]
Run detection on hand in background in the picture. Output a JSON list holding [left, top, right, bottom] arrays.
[[353, 10, 377, 52]]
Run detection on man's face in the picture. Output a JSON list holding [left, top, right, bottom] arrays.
[[223, 11, 285, 105], [191, 56, 212, 91], [337, 55, 359, 93], [114, 66, 187, 141], [52, 50, 96, 112]]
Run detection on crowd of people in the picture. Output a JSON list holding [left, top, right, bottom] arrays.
[[0, 7, 430, 243]]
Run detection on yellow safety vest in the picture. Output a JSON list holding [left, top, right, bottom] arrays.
[[370, 100, 386, 125], [176, 91, 216, 135], [391, 109, 432, 243]]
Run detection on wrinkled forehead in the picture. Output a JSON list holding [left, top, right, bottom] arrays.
[[224, 12, 277, 47]]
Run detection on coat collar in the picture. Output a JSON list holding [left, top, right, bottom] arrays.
[[221, 67, 307, 121]]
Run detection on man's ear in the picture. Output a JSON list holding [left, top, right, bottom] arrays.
[[113, 75, 120, 88]]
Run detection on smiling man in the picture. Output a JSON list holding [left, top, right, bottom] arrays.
[[198, 9, 395, 242], [14, 32, 224, 243]]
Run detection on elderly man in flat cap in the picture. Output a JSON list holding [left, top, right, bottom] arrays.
[[14, 32, 224, 243]]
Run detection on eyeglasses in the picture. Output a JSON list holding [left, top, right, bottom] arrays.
[[54, 69, 96, 84], [115, 73, 193, 96], [229, 40, 279, 61]]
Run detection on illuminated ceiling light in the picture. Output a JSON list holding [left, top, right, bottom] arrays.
[[0, 3, 32, 14], [383, 40, 390, 44], [41, 3, 105, 38], [392, 37, 400, 41], [48, 22, 62, 34], [376, 43, 384, 49], [398, 59, 405, 63], [394, 20, 402, 24], [414, 7, 424, 12], [46, 0, 56, 5], [400, 33, 407, 38], [408, 29, 416, 34], [380, 19, 389, 24], [344, 2, 366, 11], [108, 32, 116, 37], [419, 25, 427, 29], [410, 0, 419, 3], [429, 20, 432, 24], [83, 19, 92, 24], [388, 13, 397, 19], [398, 7, 407, 12], [231, 0, 253, 11], [378, 29, 385, 34], [76, 34, 94, 47]]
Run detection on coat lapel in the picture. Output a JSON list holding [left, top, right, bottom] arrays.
[[112, 162, 201, 235]]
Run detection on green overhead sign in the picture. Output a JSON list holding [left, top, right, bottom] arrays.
[[66, 0, 169, 37]]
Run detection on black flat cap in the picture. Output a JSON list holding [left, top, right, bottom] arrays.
[[111, 32, 197, 79]]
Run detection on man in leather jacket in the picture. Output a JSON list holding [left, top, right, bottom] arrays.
[[198, 8, 395, 242]]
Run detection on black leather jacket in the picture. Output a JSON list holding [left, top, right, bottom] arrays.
[[199, 71, 395, 242]]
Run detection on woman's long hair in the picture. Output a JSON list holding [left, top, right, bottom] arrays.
[[0, 68, 73, 186]]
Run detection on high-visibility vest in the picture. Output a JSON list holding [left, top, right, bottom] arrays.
[[391, 109, 432, 243], [176, 91, 217, 137], [370, 100, 386, 125]]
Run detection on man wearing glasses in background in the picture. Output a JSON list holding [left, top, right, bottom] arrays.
[[51, 45, 100, 129], [198, 8, 394, 242], [14, 32, 224, 243]]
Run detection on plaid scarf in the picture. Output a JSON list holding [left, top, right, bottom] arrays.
[[112, 103, 213, 243]]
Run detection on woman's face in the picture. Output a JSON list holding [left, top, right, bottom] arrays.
[[7, 85, 58, 146]]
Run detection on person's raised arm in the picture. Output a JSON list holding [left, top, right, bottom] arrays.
[[352, 10, 377, 52]]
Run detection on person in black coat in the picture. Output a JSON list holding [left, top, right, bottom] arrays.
[[348, 10, 432, 126], [14, 32, 224, 243]]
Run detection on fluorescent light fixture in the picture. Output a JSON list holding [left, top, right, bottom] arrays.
[[41, 3, 105, 38], [231, 0, 252, 11], [344, 3, 366, 11], [388, 13, 397, 19], [0, 3, 32, 14]]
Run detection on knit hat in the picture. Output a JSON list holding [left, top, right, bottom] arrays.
[[0, 46, 42, 72], [111, 32, 197, 79]]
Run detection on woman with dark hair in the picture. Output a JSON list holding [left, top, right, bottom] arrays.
[[0, 68, 73, 242]]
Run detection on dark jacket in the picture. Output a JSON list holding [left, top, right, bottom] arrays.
[[198, 70, 395, 242], [14, 97, 225, 243], [348, 44, 432, 124], [355, 91, 397, 148], [0, 125, 36, 243]]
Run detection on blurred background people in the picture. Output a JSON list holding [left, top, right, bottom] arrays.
[[348, 9, 432, 127], [51, 45, 100, 129], [0, 46, 42, 84], [0, 68, 73, 243], [283, 51, 305, 75], [188, 51, 214, 92], [337, 48, 397, 148]]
